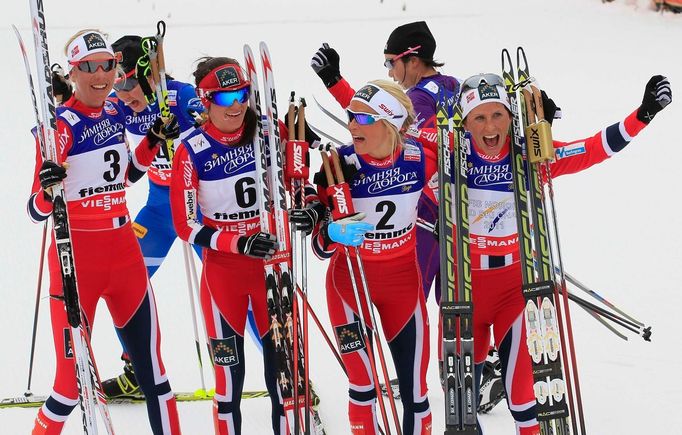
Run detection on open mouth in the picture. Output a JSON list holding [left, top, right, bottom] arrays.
[[482, 134, 500, 148], [352, 135, 366, 146], [224, 110, 242, 119], [91, 83, 108, 91]]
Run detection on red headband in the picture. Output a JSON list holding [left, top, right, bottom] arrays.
[[197, 63, 249, 108]]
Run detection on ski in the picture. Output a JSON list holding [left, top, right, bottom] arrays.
[[28, 2, 114, 433], [0, 391, 270, 409], [244, 42, 323, 435], [438, 86, 476, 433], [502, 47, 576, 435]]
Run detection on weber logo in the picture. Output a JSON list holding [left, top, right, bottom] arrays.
[[478, 84, 500, 101], [215, 66, 240, 88], [210, 336, 239, 367], [354, 85, 380, 103], [83, 32, 107, 51], [335, 321, 365, 354]]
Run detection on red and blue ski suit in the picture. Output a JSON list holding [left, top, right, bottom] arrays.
[[27, 96, 180, 435], [313, 140, 437, 435]]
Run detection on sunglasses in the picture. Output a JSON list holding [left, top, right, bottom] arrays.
[[113, 75, 138, 92], [461, 73, 505, 93], [383, 45, 422, 70], [347, 109, 402, 126], [207, 87, 250, 107], [69, 59, 117, 73]]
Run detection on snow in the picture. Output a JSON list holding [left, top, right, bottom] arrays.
[[1, 0, 681, 433]]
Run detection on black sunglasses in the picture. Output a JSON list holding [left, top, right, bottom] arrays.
[[70, 59, 117, 74]]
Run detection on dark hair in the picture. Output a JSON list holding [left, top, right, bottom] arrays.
[[402, 55, 444, 69], [194, 56, 256, 147]]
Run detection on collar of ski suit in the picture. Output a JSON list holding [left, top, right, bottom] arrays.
[[358, 143, 403, 168], [472, 135, 511, 163], [203, 120, 245, 145], [64, 95, 106, 118]]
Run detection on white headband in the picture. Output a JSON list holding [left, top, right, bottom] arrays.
[[67, 31, 114, 63], [351, 83, 408, 130], [460, 84, 511, 119]]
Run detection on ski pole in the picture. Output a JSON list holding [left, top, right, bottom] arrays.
[[329, 148, 402, 435], [12, 24, 49, 397], [182, 242, 209, 396], [321, 150, 391, 435], [26, 222, 48, 396], [563, 271, 645, 327], [295, 285, 346, 374]]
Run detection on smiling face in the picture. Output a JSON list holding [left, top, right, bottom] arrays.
[[208, 96, 248, 133], [347, 100, 394, 159], [463, 102, 512, 157], [115, 76, 153, 113], [69, 53, 117, 108]]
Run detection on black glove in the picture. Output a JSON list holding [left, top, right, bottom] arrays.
[[311, 43, 342, 88], [39, 160, 67, 199], [237, 232, 277, 259], [51, 64, 73, 104], [146, 114, 180, 148], [637, 75, 672, 124], [284, 106, 322, 148], [540, 90, 561, 126], [289, 202, 325, 235]]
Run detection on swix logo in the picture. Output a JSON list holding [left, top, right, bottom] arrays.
[[528, 126, 541, 158], [332, 185, 349, 215], [292, 143, 305, 175], [378, 103, 394, 116], [182, 160, 194, 188]]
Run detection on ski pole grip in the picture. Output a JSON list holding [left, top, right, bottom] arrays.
[[285, 140, 309, 179], [327, 183, 355, 220], [526, 120, 554, 164]]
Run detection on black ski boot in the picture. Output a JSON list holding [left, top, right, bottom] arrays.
[[477, 348, 505, 414], [102, 357, 141, 399]]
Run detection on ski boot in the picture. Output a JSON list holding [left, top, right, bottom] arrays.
[[102, 357, 141, 399], [477, 348, 505, 414], [379, 378, 401, 401]]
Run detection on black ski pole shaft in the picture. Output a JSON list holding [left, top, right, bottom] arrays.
[[564, 271, 644, 327], [574, 303, 628, 341], [26, 222, 48, 395], [566, 291, 643, 336]]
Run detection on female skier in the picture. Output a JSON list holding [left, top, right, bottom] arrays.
[[312, 80, 435, 435], [27, 29, 181, 434]]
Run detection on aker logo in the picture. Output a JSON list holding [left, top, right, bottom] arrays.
[[215, 66, 240, 88], [354, 85, 380, 103], [132, 222, 148, 238], [83, 32, 107, 51], [210, 337, 239, 367], [335, 321, 365, 354], [478, 84, 500, 101], [63, 329, 74, 359]]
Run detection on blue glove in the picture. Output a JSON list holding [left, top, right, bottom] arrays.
[[326, 213, 374, 247]]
